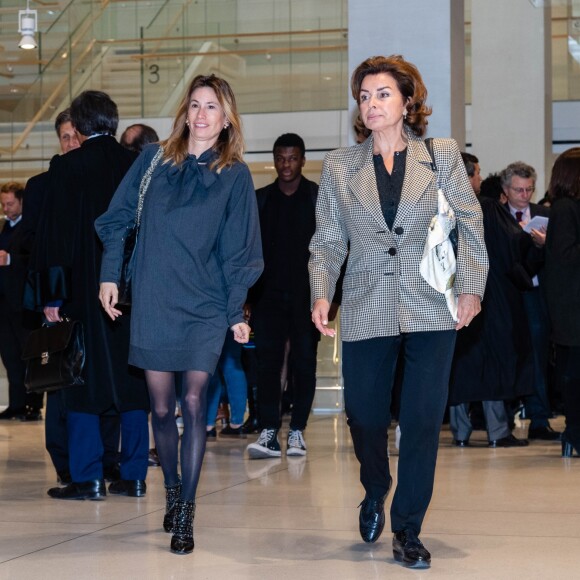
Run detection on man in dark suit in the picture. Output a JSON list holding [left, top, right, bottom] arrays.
[[500, 161, 559, 441], [0, 182, 43, 421], [246, 133, 328, 459]]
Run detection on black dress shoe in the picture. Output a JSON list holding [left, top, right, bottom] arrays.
[[359, 478, 392, 543], [528, 426, 561, 441], [393, 529, 431, 569], [206, 427, 217, 439], [488, 434, 529, 447], [108, 479, 147, 497], [47, 479, 106, 500], [220, 424, 246, 438], [0, 407, 26, 420], [103, 464, 121, 482], [454, 439, 469, 447]]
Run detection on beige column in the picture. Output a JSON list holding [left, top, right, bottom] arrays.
[[348, 0, 465, 145], [471, 1, 552, 191]]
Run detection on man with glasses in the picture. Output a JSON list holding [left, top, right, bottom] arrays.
[[500, 162, 559, 441]]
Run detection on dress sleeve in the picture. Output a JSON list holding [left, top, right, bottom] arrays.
[[95, 147, 155, 284], [308, 152, 349, 305], [436, 139, 489, 298], [218, 164, 264, 326]]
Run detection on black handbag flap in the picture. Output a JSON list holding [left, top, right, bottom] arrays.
[[22, 321, 81, 361]]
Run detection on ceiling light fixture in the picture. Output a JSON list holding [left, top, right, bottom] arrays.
[[18, 1, 38, 50]]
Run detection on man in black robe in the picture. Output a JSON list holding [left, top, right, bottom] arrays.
[[28, 91, 150, 500], [448, 155, 534, 447]]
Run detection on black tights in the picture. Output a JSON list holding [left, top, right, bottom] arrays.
[[146, 370, 210, 501]]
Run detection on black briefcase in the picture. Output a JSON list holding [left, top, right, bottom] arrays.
[[22, 319, 86, 393]]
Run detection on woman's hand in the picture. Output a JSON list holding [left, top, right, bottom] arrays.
[[99, 282, 123, 321], [312, 298, 336, 337], [456, 293, 481, 330], [231, 321, 251, 343], [43, 306, 62, 323]]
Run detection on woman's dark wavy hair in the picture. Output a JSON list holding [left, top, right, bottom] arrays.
[[350, 55, 432, 137], [548, 147, 580, 201], [70, 90, 119, 137]]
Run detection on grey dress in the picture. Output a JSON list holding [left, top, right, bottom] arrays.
[[96, 144, 263, 373]]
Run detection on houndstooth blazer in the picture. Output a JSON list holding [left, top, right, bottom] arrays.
[[308, 130, 489, 342]]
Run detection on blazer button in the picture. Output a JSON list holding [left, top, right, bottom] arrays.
[[394, 226, 404, 235], [388, 247, 397, 256]]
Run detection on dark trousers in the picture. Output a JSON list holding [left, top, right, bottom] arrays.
[[522, 288, 551, 428], [555, 344, 580, 439], [46, 393, 122, 477], [0, 299, 43, 411], [342, 330, 456, 535], [252, 292, 319, 431], [68, 410, 148, 482]]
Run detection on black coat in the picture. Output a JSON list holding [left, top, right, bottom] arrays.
[[544, 197, 580, 346], [449, 197, 534, 404], [28, 136, 148, 414]]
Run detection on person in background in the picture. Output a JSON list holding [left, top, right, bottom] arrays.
[[309, 55, 488, 569], [28, 91, 150, 501], [97, 74, 263, 554], [0, 182, 43, 421], [246, 133, 332, 459], [543, 148, 580, 457], [448, 154, 534, 448], [119, 122, 162, 465], [500, 162, 559, 441], [120, 123, 159, 153]]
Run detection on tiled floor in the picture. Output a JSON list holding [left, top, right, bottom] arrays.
[[0, 411, 578, 579]]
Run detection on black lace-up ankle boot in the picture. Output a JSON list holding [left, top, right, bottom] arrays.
[[163, 480, 182, 533], [170, 499, 196, 554]]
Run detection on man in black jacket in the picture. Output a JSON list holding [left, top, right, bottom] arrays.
[[500, 162, 559, 441], [0, 182, 43, 421], [246, 133, 330, 459], [29, 92, 149, 500]]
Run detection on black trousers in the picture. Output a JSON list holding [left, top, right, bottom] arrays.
[[252, 292, 319, 431], [555, 344, 580, 439], [342, 330, 456, 535], [0, 299, 43, 411]]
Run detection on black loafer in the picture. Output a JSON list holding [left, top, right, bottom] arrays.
[[108, 479, 147, 497], [359, 477, 392, 543], [454, 439, 469, 447], [47, 479, 106, 500], [393, 529, 431, 569], [488, 434, 529, 447]]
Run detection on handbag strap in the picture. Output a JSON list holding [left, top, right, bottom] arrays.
[[135, 146, 164, 227]]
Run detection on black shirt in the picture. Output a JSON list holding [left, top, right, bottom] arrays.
[[373, 148, 407, 230]]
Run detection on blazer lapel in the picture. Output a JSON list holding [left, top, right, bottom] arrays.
[[393, 136, 436, 227], [348, 137, 388, 229]]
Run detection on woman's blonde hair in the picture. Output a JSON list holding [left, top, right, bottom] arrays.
[[161, 74, 245, 172]]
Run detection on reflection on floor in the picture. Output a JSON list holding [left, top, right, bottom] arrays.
[[0, 411, 578, 579]]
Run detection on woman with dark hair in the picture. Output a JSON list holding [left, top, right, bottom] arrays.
[[543, 147, 580, 457], [309, 55, 488, 568], [96, 74, 263, 554]]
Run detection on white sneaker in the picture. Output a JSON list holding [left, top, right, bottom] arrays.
[[287, 429, 307, 456], [246, 428, 282, 459]]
